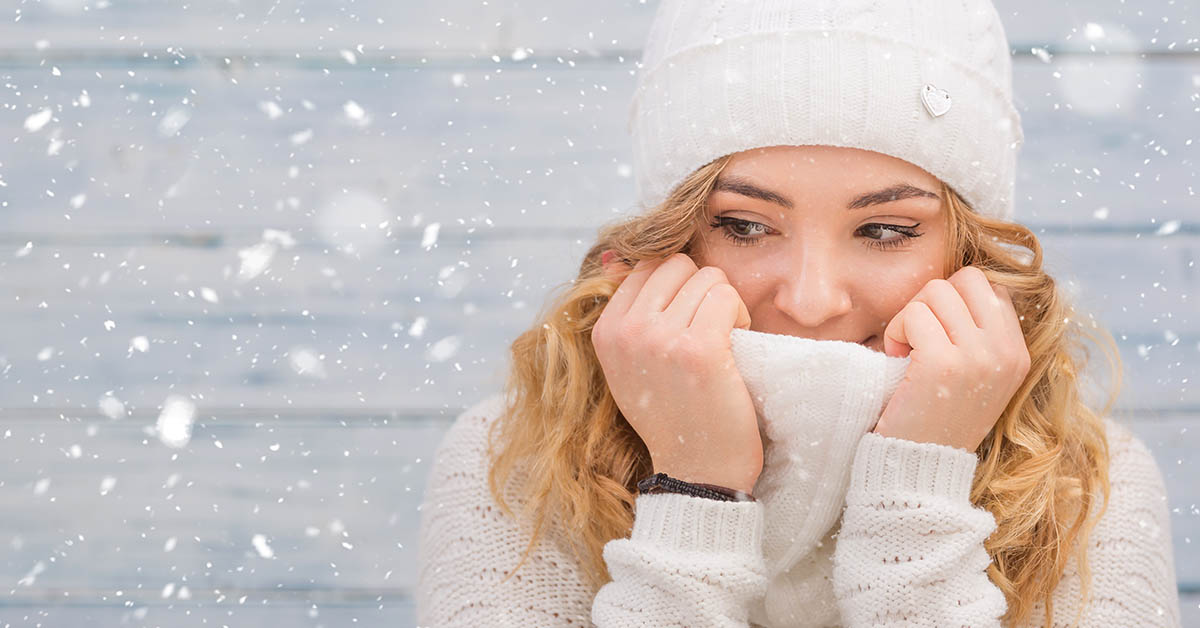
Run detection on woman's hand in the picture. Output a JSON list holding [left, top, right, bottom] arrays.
[[874, 266, 1031, 453], [592, 252, 763, 495]]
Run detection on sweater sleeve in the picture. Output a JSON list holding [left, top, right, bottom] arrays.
[[831, 432, 1008, 627], [415, 398, 598, 626], [416, 396, 770, 627], [591, 493, 769, 627]]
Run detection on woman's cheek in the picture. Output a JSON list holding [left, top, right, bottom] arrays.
[[861, 261, 935, 320]]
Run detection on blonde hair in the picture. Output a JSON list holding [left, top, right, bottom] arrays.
[[486, 153, 1118, 628]]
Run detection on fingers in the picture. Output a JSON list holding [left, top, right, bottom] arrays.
[[690, 282, 752, 335], [887, 267, 1026, 367], [736, 292, 751, 329], [663, 266, 729, 326], [946, 266, 1007, 331], [599, 251, 750, 335], [628, 253, 699, 318], [908, 278, 979, 346], [991, 283, 1026, 345], [993, 283, 1022, 336], [601, 256, 655, 318], [730, 289, 752, 330], [945, 266, 1025, 348], [884, 300, 951, 358]]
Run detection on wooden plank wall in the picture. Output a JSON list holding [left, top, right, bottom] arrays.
[[0, 0, 1196, 625]]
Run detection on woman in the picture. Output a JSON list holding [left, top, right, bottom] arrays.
[[416, 0, 1181, 626]]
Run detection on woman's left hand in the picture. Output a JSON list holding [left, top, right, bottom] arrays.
[[873, 266, 1031, 453]]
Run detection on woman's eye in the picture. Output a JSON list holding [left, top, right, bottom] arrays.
[[858, 223, 923, 250], [708, 217, 923, 250], [708, 216, 770, 247]]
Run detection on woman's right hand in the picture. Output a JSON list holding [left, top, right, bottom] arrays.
[[592, 252, 764, 495]]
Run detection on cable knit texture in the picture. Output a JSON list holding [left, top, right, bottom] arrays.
[[728, 329, 909, 625], [416, 331, 1182, 627], [832, 433, 1007, 626]]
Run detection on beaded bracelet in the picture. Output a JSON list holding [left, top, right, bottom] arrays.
[[636, 472, 757, 502]]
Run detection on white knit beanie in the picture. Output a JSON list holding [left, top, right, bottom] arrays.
[[628, 0, 1025, 222]]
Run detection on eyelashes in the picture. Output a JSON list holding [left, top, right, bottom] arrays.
[[706, 216, 924, 250], [708, 217, 769, 246], [856, 223, 924, 249]]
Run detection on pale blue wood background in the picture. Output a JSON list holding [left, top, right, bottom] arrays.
[[0, 0, 1196, 625]]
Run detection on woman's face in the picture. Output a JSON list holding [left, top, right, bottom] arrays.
[[691, 145, 948, 353]]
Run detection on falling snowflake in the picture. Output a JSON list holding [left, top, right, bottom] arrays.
[[252, 534, 275, 559], [258, 100, 284, 119], [289, 346, 328, 379], [421, 223, 441, 250], [1155, 220, 1180, 236], [23, 109, 52, 133], [426, 336, 461, 362], [98, 395, 126, 419], [155, 395, 196, 449], [408, 316, 428, 338], [157, 107, 191, 137], [130, 336, 150, 353]]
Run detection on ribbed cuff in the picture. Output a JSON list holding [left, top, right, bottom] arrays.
[[849, 432, 979, 503], [630, 493, 764, 555]]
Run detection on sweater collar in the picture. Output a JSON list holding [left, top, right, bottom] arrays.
[[729, 328, 910, 572]]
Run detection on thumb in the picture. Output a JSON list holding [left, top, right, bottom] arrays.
[[733, 293, 752, 330], [883, 309, 911, 358]]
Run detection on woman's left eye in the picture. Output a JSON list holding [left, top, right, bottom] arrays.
[[709, 216, 923, 250], [708, 216, 771, 247], [857, 223, 923, 250]]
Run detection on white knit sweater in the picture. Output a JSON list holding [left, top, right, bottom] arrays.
[[416, 330, 1181, 627]]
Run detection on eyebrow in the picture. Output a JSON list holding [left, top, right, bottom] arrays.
[[713, 176, 940, 210]]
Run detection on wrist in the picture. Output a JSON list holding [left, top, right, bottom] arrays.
[[641, 471, 758, 501], [651, 458, 760, 495], [673, 476, 758, 497]]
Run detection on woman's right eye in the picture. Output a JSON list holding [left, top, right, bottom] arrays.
[[707, 216, 771, 247]]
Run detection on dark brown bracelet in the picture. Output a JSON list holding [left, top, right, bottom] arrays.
[[636, 472, 757, 502]]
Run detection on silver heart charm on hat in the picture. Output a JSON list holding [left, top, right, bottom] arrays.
[[921, 83, 952, 118]]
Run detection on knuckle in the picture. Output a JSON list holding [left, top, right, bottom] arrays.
[[964, 265, 988, 281], [590, 311, 611, 338], [905, 299, 931, 316], [707, 281, 738, 301], [701, 284, 739, 312], [927, 278, 955, 294], [590, 320, 606, 345], [593, 322, 618, 349], [953, 265, 983, 281], [1014, 347, 1032, 373], [696, 265, 729, 284], [953, 266, 989, 290], [667, 252, 697, 270]]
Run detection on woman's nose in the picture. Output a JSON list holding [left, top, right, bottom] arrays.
[[772, 246, 853, 329]]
